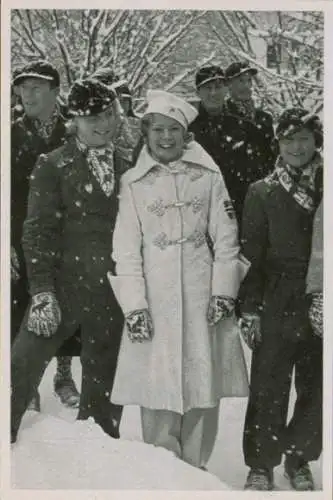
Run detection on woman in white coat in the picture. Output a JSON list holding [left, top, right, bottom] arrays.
[[108, 90, 250, 469]]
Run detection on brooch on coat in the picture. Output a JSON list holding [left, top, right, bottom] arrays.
[[147, 196, 205, 217], [153, 229, 206, 250]]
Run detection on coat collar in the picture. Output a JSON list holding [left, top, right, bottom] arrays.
[[126, 140, 220, 183], [55, 136, 84, 169]]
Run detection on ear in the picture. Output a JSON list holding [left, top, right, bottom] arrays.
[[184, 131, 194, 145], [314, 131, 323, 150]]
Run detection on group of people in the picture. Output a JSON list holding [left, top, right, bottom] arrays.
[[10, 57, 323, 492]]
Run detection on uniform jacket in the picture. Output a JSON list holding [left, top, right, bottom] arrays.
[[11, 113, 67, 266], [306, 200, 323, 294], [239, 167, 323, 341], [22, 137, 131, 297], [108, 141, 250, 413], [189, 102, 275, 225]]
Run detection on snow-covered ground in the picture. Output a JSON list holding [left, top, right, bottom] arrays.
[[11, 345, 322, 490]]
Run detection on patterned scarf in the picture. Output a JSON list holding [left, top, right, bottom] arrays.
[[228, 98, 256, 122], [32, 107, 59, 142], [265, 153, 322, 213], [76, 139, 115, 197]]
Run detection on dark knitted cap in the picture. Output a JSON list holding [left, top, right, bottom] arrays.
[[276, 107, 323, 144], [13, 60, 60, 87], [91, 68, 120, 87], [225, 61, 257, 81], [67, 78, 117, 117], [195, 66, 225, 89]]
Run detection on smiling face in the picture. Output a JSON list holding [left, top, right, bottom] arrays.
[[197, 79, 227, 115], [279, 128, 316, 169], [228, 72, 253, 101], [146, 113, 186, 164], [75, 105, 118, 147], [19, 77, 58, 119]]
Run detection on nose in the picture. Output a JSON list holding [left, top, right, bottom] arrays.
[[289, 140, 305, 154], [209, 86, 218, 96], [98, 115, 112, 131], [161, 129, 171, 140], [22, 88, 34, 100]]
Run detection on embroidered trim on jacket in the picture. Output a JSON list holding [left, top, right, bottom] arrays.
[[153, 229, 206, 250], [147, 196, 205, 216]]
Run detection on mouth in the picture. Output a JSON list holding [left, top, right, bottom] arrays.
[[158, 145, 174, 149], [95, 131, 110, 137]]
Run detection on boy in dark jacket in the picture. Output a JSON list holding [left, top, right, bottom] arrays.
[[11, 60, 80, 409], [239, 108, 323, 491], [11, 79, 130, 444]]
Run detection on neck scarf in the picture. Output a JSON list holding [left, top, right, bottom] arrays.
[[265, 152, 322, 213], [32, 106, 59, 142], [76, 139, 115, 197]]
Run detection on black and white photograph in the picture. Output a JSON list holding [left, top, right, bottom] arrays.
[[1, 1, 332, 494]]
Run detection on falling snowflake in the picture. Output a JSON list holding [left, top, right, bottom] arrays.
[[232, 141, 244, 150]]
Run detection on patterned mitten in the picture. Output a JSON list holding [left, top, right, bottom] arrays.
[[126, 309, 153, 343], [11, 246, 20, 282], [309, 292, 323, 338], [27, 292, 62, 338], [239, 313, 262, 349], [207, 295, 235, 326]]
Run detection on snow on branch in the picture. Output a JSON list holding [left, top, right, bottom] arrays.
[[164, 51, 217, 91], [100, 10, 126, 45], [149, 11, 207, 64], [15, 10, 46, 59], [217, 12, 248, 53], [130, 13, 166, 89], [131, 12, 207, 91]]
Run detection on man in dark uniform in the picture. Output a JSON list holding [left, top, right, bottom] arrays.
[[190, 64, 275, 228], [11, 78, 129, 444], [11, 61, 80, 409]]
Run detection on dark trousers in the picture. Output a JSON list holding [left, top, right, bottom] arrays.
[[11, 282, 123, 438], [243, 332, 322, 469]]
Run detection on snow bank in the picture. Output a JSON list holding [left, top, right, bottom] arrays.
[[11, 414, 229, 490]]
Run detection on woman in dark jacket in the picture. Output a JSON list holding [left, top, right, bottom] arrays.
[[239, 108, 323, 491], [11, 78, 130, 444]]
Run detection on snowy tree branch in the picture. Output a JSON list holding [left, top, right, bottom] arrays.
[[15, 10, 46, 58]]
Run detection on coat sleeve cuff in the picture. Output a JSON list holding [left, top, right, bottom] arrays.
[[29, 279, 56, 297], [211, 254, 250, 298], [107, 273, 148, 315]]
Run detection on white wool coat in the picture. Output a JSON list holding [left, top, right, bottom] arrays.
[[108, 142, 250, 414]]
